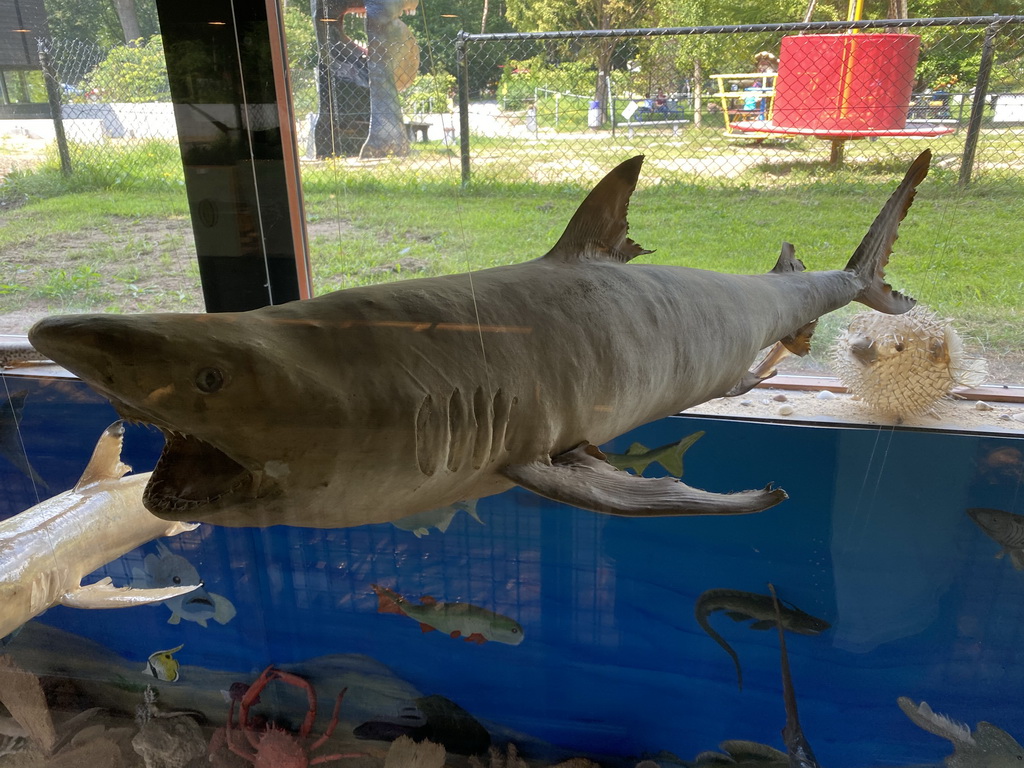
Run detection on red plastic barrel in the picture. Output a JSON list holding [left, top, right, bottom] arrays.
[[771, 33, 921, 133]]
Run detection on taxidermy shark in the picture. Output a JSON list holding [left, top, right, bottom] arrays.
[[28, 152, 929, 529], [0, 422, 200, 638]]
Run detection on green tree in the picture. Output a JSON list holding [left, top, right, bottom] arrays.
[[505, 0, 659, 123], [45, 0, 159, 46], [81, 34, 169, 101]]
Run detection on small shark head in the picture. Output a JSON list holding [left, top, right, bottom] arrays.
[[967, 507, 1014, 540], [29, 311, 334, 524]]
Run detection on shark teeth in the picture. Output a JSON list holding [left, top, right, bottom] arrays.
[[143, 430, 253, 517]]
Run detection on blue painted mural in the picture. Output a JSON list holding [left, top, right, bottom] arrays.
[[2, 372, 1023, 766]]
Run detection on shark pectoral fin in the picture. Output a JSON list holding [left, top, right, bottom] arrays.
[[74, 422, 132, 491], [722, 342, 792, 397], [748, 619, 775, 630], [60, 578, 201, 609], [502, 443, 787, 517], [1009, 549, 1024, 571]]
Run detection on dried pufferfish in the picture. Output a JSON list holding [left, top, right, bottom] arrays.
[[831, 306, 987, 419]]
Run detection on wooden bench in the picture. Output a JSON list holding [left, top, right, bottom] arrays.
[[619, 119, 689, 138], [404, 121, 431, 142]]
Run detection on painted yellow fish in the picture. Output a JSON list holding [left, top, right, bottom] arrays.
[[143, 644, 183, 682]]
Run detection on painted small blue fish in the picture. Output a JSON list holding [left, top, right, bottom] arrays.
[[392, 500, 484, 538], [131, 542, 236, 627], [143, 644, 183, 682]]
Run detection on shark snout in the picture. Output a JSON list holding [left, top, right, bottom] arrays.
[[29, 314, 156, 386]]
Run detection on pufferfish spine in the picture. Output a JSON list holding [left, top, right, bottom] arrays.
[[830, 305, 987, 419]]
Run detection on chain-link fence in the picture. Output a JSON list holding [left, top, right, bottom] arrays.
[[11, 16, 1022, 190], [443, 17, 1024, 187], [3, 15, 1024, 384]]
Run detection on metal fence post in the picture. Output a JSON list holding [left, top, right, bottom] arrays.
[[456, 31, 471, 187], [958, 20, 1001, 188], [37, 39, 72, 177]]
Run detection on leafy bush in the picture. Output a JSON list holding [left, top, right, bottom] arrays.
[[400, 72, 456, 115], [81, 35, 170, 103], [285, 4, 319, 114], [496, 57, 595, 110]]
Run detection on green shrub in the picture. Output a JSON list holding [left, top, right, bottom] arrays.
[[496, 57, 595, 111], [81, 35, 170, 103], [285, 5, 319, 114], [400, 72, 456, 115]]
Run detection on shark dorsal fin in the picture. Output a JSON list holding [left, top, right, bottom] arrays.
[[541, 156, 652, 264], [74, 421, 131, 491], [771, 242, 806, 273]]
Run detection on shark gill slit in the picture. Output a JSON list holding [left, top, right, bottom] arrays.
[[415, 394, 443, 476], [491, 389, 517, 460], [471, 386, 491, 470], [446, 388, 471, 472]]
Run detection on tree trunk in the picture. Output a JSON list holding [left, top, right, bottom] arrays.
[[593, 38, 616, 126], [311, 0, 372, 158], [887, 0, 907, 18], [359, 0, 417, 158], [481, 0, 489, 35], [111, 0, 143, 44]]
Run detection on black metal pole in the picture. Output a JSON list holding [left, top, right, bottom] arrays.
[[456, 32, 471, 187], [37, 40, 71, 177], [959, 21, 1000, 188]]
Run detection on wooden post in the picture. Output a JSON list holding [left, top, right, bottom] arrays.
[[457, 32, 471, 187], [37, 40, 71, 177], [959, 21, 1000, 189]]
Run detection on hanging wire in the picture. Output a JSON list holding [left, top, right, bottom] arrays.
[[416, 0, 494, 396], [228, 0, 277, 307]]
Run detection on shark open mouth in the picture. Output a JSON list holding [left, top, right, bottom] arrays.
[[144, 430, 254, 515]]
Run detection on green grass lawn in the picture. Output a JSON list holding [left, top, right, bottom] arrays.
[[2, 138, 1023, 381]]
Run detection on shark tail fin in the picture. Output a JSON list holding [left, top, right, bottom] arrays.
[[845, 150, 930, 315], [74, 421, 131, 491], [540, 156, 653, 263], [897, 697, 975, 746]]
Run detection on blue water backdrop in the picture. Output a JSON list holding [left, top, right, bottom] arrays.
[[2, 373, 1022, 766]]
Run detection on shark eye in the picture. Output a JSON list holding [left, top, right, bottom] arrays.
[[195, 367, 225, 393]]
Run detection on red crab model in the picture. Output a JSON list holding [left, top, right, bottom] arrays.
[[224, 665, 365, 767]]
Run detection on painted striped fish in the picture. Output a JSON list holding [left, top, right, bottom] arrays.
[[968, 507, 1024, 570]]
